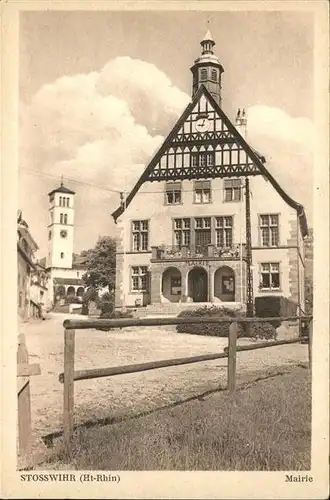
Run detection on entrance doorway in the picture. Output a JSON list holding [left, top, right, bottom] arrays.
[[188, 267, 208, 302], [214, 266, 235, 302]]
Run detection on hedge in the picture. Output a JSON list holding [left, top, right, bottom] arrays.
[[176, 306, 277, 340], [255, 296, 298, 328]]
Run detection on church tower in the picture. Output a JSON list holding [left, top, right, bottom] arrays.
[[190, 30, 224, 106], [47, 181, 75, 269]]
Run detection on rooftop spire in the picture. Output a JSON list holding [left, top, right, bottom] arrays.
[[201, 27, 215, 55]]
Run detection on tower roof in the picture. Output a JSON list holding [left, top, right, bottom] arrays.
[[202, 29, 214, 42], [48, 184, 75, 196]]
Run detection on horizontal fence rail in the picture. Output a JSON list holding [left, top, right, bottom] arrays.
[[63, 315, 312, 330], [60, 315, 313, 453]]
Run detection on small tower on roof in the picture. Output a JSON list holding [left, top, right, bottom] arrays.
[[47, 179, 76, 269], [190, 29, 224, 106]]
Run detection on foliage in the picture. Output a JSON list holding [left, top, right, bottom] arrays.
[[66, 296, 82, 305], [81, 287, 99, 316], [81, 236, 116, 292], [249, 321, 277, 340], [100, 301, 114, 315], [176, 306, 246, 338], [254, 296, 297, 329], [97, 309, 134, 330]]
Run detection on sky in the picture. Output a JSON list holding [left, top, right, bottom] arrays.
[[19, 10, 314, 258]]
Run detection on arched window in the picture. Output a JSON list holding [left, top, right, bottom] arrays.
[[60, 213, 63, 224], [64, 214, 68, 224], [211, 69, 217, 82], [66, 197, 70, 207], [60, 252, 64, 259], [48, 230, 52, 240], [200, 68, 207, 81], [59, 196, 62, 206]]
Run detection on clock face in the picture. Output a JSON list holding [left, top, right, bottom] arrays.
[[60, 230, 67, 238], [195, 117, 210, 133]]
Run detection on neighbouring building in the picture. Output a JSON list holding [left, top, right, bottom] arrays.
[[17, 211, 39, 319], [29, 261, 49, 318], [112, 31, 308, 315], [45, 182, 86, 309]]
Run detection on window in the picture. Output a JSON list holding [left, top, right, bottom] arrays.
[[200, 68, 207, 81], [131, 266, 148, 292], [191, 152, 215, 168], [260, 263, 280, 290], [211, 69, 217, 82], [132, 220, 149, 251], [194, 180, 212, 204], [224, 179, 242, 202], [59, 196, 62, 206], [66, 197, 70, 207], [48, 230, 52, 240], [60, 213, 68, 224], [77, 272, 80, 278], [174, 218, 191, 247], [60, 252, 64, 259], [165, 182, 182, 205], [259, 214, 279, 246], [215, 216, 233, 247], [195, 217, 211, 247], [170, 277, 181, 295]]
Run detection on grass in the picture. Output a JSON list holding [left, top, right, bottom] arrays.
[[47, 366, 311, 471]]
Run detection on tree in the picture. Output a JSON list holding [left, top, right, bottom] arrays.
[[81, 236, 116, 292]]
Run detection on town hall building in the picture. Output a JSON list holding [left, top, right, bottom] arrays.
[[112, 31, 308, 315]]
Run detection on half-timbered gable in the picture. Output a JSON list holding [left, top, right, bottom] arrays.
[[112, 31, 308, 315]]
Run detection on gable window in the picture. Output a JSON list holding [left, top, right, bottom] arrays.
[[260, 263, 280, 290], [132, 220, 149, 251], [191, 152, 215, 168], [200, 68, 207, 81], [131, 266, 148, 292], [194, 180, 212, 204], [259, 214, 279, 247], [215, 216, 233, 247], [165, 182, 182, 205], [195, 217, 211, 248], [174, 218, 191, 247], [224, 179, 242, 202]]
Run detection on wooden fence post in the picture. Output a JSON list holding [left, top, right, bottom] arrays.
[[227, 322, 238, 393], [308, 319, 313, 370], [63, 328, 75, 453], [17, 334, 31, 457]]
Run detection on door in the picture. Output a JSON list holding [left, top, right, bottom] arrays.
[[189, 268, 208, 302]]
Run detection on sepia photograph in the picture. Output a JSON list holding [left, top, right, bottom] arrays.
[[1, 1, 329, 499]]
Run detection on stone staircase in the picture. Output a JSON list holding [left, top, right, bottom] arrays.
[[136, 301, 245, 318]]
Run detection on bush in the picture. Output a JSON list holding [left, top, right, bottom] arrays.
[[249, 321, 277, 340], [97, 309, 134, 330], [176, 306, 246, 338], [66, 295, 82, 305], [255, 296, 298, 328], [100, 301, 114, 315]]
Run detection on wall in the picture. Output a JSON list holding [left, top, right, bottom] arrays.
[[17, 253, 30, 319], [115, 171, 304, 307]]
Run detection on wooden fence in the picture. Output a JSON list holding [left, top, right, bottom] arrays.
[[17, 333, 41, 465], [59, 315, 313, 451]]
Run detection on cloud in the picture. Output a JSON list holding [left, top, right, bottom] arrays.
[[19, 57, 190, 253], [247, 104, 314, 152], [246, 105, 314, 222]]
